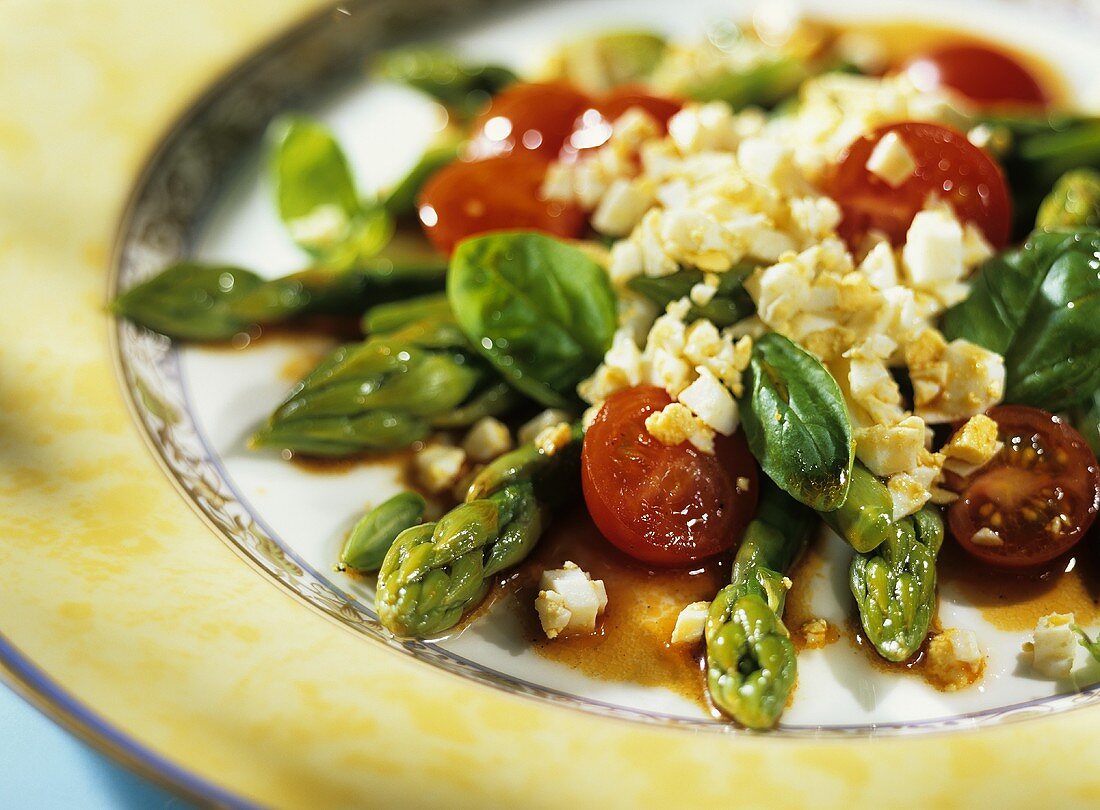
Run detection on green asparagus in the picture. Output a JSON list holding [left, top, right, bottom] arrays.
[[979, 114, 1100, 236], [706, 480, 815, 729], [339, 492, 426, 572], [626, 266, 756, 327], [376, 426, 582, 638], [820, 464, 904, 554], [251, 314, 513, 456], [1035, 168, 1100, 230], [112, 237, 447, 342], [849, 505, 944, 663]]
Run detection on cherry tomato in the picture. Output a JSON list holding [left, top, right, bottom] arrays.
[[581, 386, 759, 567], [565, 87, 682, 153], [904, 44, 1050, 109], [949, 405, 1100, 569], [417, 152, 586, 253], [469, 82, 592, 160], [825, 121, 1012, 249]]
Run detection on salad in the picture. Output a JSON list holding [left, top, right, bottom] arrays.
[[113, 13, 1100, 729]]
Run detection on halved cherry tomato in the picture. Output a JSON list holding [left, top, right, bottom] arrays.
[[565, 87, 682, 153], [949, 405, 1100, 569], [824, 121, 1012, 249], [581, 386, 759, 567], [904, 44, 1050, 109], [417, 152, 586, 253], [469, 82, 592, 160]]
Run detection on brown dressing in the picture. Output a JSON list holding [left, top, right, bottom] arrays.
[[485, 505, 722, 709], [781, 539, 841, 652], [938, 537, 1100, 632], [289, 445, 422, 478]]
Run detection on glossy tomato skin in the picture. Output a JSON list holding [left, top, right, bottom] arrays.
[[825, 121, 1012, 249], [905, 44, 1050, 109], [564, 87, 682, 153], [469, 82, 592, 160], [949, 406, 1100, 570], [581, 386, 759, 567], [417, 152, 586, 254]]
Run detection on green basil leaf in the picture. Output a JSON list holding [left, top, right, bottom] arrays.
[[382, 136, 462, 218], [626, 266, 756, 327], [656, 55, 808, 109], [269, 115, 393, 261], [740, 332, 854, 511], [375, 49, 518, 120], [943, 229, 1100, 411], [448, 232, 617, 408], [111, 263, 266, 341]]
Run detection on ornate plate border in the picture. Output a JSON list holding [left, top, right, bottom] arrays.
[[109, 0, 1100, 737]]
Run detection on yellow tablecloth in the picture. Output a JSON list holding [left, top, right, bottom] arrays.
[[1, 1, 1099, 806]]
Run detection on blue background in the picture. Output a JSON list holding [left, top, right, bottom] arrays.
[[0, 682, 191, 809]]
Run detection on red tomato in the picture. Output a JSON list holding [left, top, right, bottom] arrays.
[[825, 121, 1012, 249], [469, 82, 592, 160], [417, 152, 586, 254], [581, 386, 759, 567], [904, 44, 1050, 109], [949, 406, 1100, 569], [565, 87, 682, 153]]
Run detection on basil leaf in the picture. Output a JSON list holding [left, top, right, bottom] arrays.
[[448, 232, 617, 408], [382, 137, 461, 218], [943, 229, 1100, 411], [626, 266, 755, 327], [740, 332, 854, 511], [375, 49, 518, 120], [661, 56, 808, 109], [268, 115, 392, 260]]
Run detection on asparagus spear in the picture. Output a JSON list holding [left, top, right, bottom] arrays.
[[251, 313, 514, 456], [706, 480, 815, 729], [112, 236, 447, 342], [376, 425, 582, 638], [1035, 168, 1100, 230], [979, 114, 1100, 236], [626, 265, 756, 327], [339, 492, 426, 573], [849, 505, 944, 663], [820, 464, 905, 554]]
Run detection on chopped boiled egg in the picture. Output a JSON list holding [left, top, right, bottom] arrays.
[[1026, 612, 1079, 679], [925, 628, 985, 691], [865, 131, 917, 188], [414, 445, 466, 494], [462, 417, 513, 463], [670, 601, 710, 645], [535, 562, 608, 639]]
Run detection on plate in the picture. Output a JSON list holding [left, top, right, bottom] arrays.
[[5, 0, 1100, 805]]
